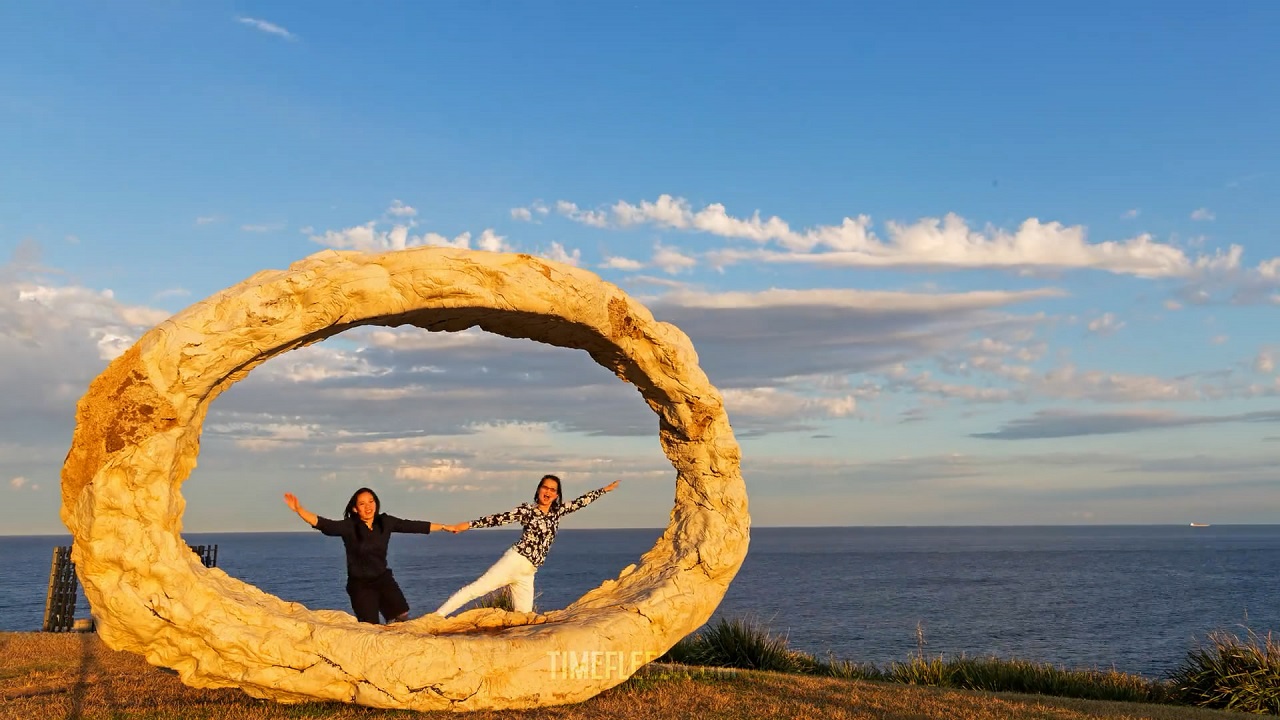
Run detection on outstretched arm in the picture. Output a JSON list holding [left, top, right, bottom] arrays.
[[467, 505, 533, 529], [283, 492, 318, 527], [384, 516, 454, 534], [560, 481, 620, 515]]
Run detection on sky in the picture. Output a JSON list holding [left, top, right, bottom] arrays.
[[1, 2, 1278, 535]]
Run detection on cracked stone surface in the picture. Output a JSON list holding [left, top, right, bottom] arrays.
[[60, 247, 750, 711]]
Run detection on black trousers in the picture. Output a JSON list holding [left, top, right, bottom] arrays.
[[346, 569, 410, 624]]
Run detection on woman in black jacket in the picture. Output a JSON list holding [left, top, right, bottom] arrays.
[[284, 487, 449, 624]]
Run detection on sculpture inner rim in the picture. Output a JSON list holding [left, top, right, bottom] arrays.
[[59, 247, 749, 711]]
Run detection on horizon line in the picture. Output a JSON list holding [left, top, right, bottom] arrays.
[[2, 522, 1269, 538]]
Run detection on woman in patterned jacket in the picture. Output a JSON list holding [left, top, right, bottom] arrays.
[[434, 475, 619, 616]]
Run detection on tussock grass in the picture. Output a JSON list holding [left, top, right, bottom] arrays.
[[887, 654, 1167, 704], [661, 616, 809, 672], [472, 586, 517, 612], [1169, 627, 1280, 714]]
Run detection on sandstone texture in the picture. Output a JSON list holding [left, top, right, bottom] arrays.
[[59, 247, 750, 711]]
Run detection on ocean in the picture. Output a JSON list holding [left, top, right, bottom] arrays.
[[2, 525, 1276, 678]]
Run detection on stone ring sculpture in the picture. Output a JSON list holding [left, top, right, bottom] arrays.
[[59, 247, 749, 711]]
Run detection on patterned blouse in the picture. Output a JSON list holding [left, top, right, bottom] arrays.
[[469, 487, 609, 567]]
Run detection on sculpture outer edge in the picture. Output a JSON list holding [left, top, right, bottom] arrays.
[[59, 247, 750, 710]]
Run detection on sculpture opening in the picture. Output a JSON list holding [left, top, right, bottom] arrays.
[[59, 247, 750, 711]]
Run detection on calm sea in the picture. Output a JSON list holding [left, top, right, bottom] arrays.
[[2, 525, 1276, 678]]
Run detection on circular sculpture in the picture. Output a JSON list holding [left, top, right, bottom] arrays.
[[59, 247, 749, 711]]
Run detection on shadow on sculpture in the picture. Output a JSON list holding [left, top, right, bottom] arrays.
[[59, 247, 750, 711]]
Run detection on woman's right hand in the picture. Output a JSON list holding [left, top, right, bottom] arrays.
[[283, 493, 318, 526]]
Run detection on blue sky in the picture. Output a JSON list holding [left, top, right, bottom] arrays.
[[2, 2, 1277, 534]]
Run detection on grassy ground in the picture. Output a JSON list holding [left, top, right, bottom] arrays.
[[0, 632, 1246, 720]]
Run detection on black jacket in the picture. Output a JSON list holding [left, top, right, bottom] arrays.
[[313, 513, 432, 581]]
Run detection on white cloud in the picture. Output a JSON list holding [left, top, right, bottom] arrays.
[[555, 201, 609, 227], [195, 216, 219, 225], [1211, 334, 1229, 345], [1191, 208, 1216, 221], [228, 422, 324, 451], [310, 221, 510, 253], [336, 436, 442, 455], [1164, 299, 1183, 311], [1256, 349, 1276, 374], [465, 421, 556, 447], [387, 200, 417, 218], [512, 201, 550, 222], [542, 241, 581, 267], [0, 271, 178, 463], [394, 460, 479, 491], [506, 202, 552, 221], [475, 229, 512, 253], [558, 194, 1230, 279], [722, 386, 858, 420], [883, 369, 1015, 403], [651, 243, 696, 274], [960, 336, 1043, 383], [1034, 364, 1202, 403], [9, 476, 27, 490], [1086, 313, 1125, 336], [663, 286, 1063, 311], [364, 326, 497, 352], [601, 256, 644, 271], [236, 16, 296, 41], [1122, 209, 1140, 219], [252, 344, 384, 383], [15, 285, 170, 361]]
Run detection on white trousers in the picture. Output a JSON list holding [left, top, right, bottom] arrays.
[[436, 547, 537, 615]]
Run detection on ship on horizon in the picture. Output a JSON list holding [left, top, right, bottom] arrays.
[[1189, 522, 1210, 527]]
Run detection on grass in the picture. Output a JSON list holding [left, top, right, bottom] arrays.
[[0, 631, 1243, 720], [471, 587, 520, 612]]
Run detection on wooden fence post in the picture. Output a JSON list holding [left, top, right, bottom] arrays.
[[41, 546, 77, 632], [42, 543, 219, 631]]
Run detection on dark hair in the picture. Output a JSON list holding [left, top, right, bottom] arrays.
[[534, 474, 563, 512], [344, 487, 381, 521]]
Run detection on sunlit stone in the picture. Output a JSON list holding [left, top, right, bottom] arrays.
[[60, 247, 749, 710]]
